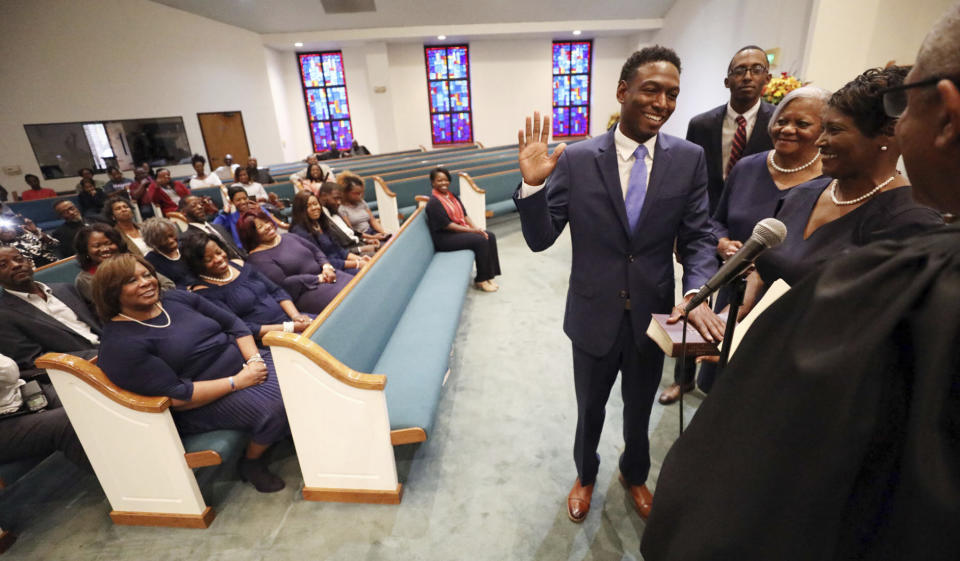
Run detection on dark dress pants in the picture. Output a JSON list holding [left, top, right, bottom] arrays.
[[433, 230, 501, 282], [0, 384, 89, 469], [573, 311, 665, 486]]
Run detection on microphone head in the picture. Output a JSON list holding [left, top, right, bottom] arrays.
[[752, 218, 787, 248]]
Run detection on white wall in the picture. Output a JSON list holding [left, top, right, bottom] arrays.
[[0, 0, 284, 196], [651, 0, 815, 137]]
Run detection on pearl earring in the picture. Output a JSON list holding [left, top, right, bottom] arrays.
[[880, 145, 888, 151]]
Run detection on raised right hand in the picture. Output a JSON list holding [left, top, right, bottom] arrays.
[[518, 111, 566, 186]]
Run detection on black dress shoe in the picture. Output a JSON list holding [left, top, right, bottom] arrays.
[[238, 457, 285, 493]]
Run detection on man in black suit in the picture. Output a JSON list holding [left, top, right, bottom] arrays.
[[661, 45, 775, 404], [0, 246, 100, 373], [177, 195, 247, 259], [51, 200, 92, 258]]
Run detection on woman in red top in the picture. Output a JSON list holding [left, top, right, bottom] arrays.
[[143, 168, 190, 215]]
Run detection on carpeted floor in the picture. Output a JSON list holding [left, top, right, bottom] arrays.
[[0, 215, 704, 561]]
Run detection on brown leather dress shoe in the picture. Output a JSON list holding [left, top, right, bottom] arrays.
[[619, 473, 653, 519], [658, 382, 695, 405], [567, 479, 594, 523]]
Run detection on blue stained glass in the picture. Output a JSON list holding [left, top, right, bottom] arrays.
[[321, 53, 345, 86], [432, 114, 452, 144], [306, 89, 329, 121], [427, 48, 447, 80], [553, 43, 571, 75], [447, 47, 468, 79], [449, 80, 470, 111], [332, 120, 353, 150], [311, 122, 332, 152], [570, 75, 589, 105], [553, 76, 570, 106], [429, 81, 450, 113], [326, 87, 350, 119], [300, 54, 324, 87], [570, 107, 589, 135], [452, 112, 472, 143], [552, 107, 569, 136], [571, 42, 591, 74]]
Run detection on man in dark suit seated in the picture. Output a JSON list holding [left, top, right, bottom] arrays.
[[661, 44, 776, 404], [513, 46, 724, 524], [51, 200, 93, 258], [177, 195, 247, 259], [0, 246, 100, 374]]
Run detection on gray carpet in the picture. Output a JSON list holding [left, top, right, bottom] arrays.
[[0, 215, 703, 560]]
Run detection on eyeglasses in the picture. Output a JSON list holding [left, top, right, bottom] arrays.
[[728, 64, 768, 78], [879, 75, 960, 117]]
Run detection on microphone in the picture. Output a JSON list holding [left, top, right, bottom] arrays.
[[684, 218, 787, 313]]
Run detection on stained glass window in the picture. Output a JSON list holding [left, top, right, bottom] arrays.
[[298, 51, 354, 152], [424, 45, 473, 145], [552, 41, 592, 137]]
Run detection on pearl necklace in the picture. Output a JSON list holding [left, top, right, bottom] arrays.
[[768, 150, 820, 174], [199, 267, 236, 283], [830, 176, 897, 206], [118, 304, 171, 328]]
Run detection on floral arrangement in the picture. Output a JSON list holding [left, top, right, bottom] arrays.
[[762, 72, 803, 104]]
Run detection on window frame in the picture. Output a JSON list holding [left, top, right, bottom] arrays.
[[551, 39, 593, 139], [296, 50, 356, 153], [423, 44, 475, 146]]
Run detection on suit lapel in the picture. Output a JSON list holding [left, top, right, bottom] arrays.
[[0, 291, 87, 340], [595, 131, 631, 236], [708, 105, 725, 166], [745, 102, 773, 153]]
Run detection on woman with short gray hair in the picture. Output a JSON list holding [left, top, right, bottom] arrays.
[[142, 217, 196, 288]]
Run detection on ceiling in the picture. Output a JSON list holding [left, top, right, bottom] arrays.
[[149, 0, 675, 34]]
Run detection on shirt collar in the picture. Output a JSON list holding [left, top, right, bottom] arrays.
[[726, 98, 762, 121], [614, 126, 657, 162], [5, 281, 51, 300]]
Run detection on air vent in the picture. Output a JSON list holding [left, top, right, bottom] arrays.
[[320, 0, 376, 14]]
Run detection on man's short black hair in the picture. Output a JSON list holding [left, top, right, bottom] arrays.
[[620, 46, 682, 83], [728, 45, 768, 72]]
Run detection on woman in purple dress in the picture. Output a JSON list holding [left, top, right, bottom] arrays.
[[288, 190, 367, 273], [238, 208, 352, 314], [94, 254, 289, 492]]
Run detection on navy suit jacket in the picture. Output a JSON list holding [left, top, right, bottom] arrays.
[[686, 102, 775, 213], [513, 128, 718, 357]]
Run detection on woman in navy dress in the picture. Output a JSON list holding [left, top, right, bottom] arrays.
[[142, 217, 196, 288], [180, 229, 313, 346], [94, 254, 289, 492], [238, 208, 352, 314], [288, 190, 367, 273], [754, 67, 943, 298]]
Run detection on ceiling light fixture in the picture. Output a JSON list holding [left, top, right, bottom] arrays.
[[573, 30, 582, 36], [437, 35, 447, 40], [295, 42, 303, 47]]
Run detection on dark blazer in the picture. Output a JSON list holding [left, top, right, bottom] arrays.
[[0, 283, 101, 371], [686, 101, 775, 213], [513, 128, 717, 357], [182, 221, 247, 259]]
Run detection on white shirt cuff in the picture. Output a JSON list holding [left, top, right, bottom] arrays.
[[683, 289, 699, 298], [518, 181, 546, 199]]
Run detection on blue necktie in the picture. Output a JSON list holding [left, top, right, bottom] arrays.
[[625, 144, 649, 232]]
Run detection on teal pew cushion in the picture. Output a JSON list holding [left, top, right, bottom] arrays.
[[34, 259, 82, 285], [7, 195, 79, 231], [487, 199, 518, 217], [374, 250, 473, 435]]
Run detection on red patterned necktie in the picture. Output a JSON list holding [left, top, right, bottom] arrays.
[[726, 115, 747, 175]]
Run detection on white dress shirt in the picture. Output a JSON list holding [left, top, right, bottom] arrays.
[[721, 98, 762, 179], [323, 207, 360, 244], [213, 164, 240, 182], [5, 282, 100, 344], [233, 181, 269, 202], [0, 353, 23, 415], [189, 174, 223, 189]]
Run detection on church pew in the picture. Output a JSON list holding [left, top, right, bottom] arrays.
[[33, 256, 82, 285], [265, 203, 473, 504], [466, 169, 523, 218], [33, 353, 247, 529], [6, 195, 79, 231]]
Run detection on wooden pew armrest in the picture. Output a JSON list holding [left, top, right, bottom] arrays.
[[35, 353, 171, 412], [263, 332, 386, 391], [372, 176, 395, 198]]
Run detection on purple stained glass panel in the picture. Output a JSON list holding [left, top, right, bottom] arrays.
[[326, 87, 350, 119], [552, 107, 569, 137], [432, 114, 452, 144], [553, 43, 571, 75], [429, 80, 450, 113], [452, 112, 472, 143], [447, 46, 468, 79], [570, 75, 589, 105], [570, 107, 589, 135], [300, 54, 324, 87], [311, 121, 332, 152], [571, 42, 591, 74], [553, 76, 570, 106], [332, 120, 353, 150], [321, 53, 345, 86], [426, 48, 448, 80], [449, 80, 470, 111], [306, 89, 329, 121]]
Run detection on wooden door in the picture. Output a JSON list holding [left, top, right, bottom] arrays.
[[197, 112, 250, 171]]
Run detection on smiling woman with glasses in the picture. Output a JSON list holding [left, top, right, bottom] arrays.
[[879, 75, 960, 117]]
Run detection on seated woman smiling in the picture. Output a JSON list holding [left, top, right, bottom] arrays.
[[180, 229, 313, 346], [93, 254, 290, 492]]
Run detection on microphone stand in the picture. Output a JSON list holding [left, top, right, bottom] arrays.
[[717, 272, 749, 372], [678, 314, 688, 437]]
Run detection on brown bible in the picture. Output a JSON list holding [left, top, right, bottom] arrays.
[[646, 313, 723, 357]]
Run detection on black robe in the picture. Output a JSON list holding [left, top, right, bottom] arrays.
[[641, 224, 960, 561]]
